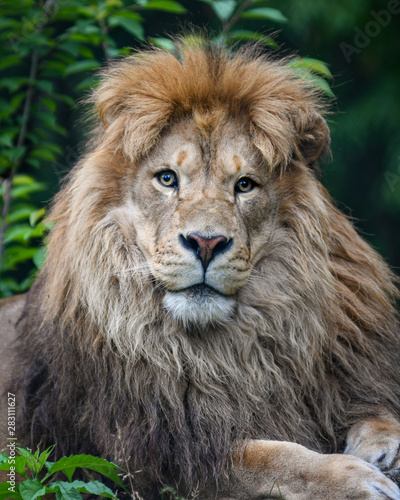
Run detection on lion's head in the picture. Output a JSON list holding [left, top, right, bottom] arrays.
[[41, 42, 339, 338], [125, 116, 280, 327], [21, 39, 400, 494]]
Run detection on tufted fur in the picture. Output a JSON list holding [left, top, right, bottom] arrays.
[[4, 40, 400, 498]]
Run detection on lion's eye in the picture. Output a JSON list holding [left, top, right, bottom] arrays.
[[235, 177, 256, 194], [156, 170, 178, 188]]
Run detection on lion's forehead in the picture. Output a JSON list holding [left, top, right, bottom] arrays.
[[148, 119, 263, 180]]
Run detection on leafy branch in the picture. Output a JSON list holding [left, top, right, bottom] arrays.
[[0, 49, 38, 267], [0, 445, 126, 499]]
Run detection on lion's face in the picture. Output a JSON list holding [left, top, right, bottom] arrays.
[[128, 118, 278, 326]]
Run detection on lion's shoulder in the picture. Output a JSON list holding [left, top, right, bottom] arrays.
[[0, 294, 26, 336], [0, 294, 26, 448]]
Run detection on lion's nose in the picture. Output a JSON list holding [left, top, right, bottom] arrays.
[[179, 233, 232, 271]]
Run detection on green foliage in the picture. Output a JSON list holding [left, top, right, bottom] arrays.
[[0, 0, 333, 298], [0, 445, 125, 499], [160, 485, 187, 499]]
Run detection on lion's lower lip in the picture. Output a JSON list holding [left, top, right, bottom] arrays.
[[171, 283, 229, 297], [189, 284, 216, 297]]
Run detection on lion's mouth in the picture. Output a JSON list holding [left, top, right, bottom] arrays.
[[163, 284, 235, 327], [174, 283, 229, 298]]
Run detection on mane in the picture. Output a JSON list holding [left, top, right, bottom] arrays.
[[13, 40, 400, 496]]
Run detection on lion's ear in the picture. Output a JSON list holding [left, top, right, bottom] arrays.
[[294, 111, 331, 167]]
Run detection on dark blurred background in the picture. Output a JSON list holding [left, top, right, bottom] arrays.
[[1, 0, 399, 296]]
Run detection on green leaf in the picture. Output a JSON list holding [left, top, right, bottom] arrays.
[[0, 98, 14, 114], [0, 454, 27, 478], [0, 55, 21, 71], [0, 77, 30, 92], [68, 32, 102, 45], [41, 61, 67, 76], [25, 158, 40, 168], [78, 46, 96, 59], [64, 60, 99, 76], [160, 486, 186, 499], [30, 148, 56, 162], [47, 480, 117, 498], [74, 78, 94, 92], [37, 446, 56, 477], [40, 97, 57, 112], [44, 455, 125, 488], [290, 66, 335, 97], [11, 182, 46, 200], [41, 142, 62, 155], [242, 7, 288, 23], [0, 480, 22, 499], [108, 10, 143, 22], [13, 175, 35, 186], [53, 124, 68, 136], [287, 57, 333, 78], [11, 93, 25, 111], [29, 208, 46, 227], [2, 146, 26, 162], [144, 1, 187, 13], [228, 30, 278, 48], [108, 13, 144, 39], [19, 479, 46, 500], [44, 460, 55, 471], [211, 0, 236, 20], [52, 93, 75, 107], [15, 448, 41, 477], [58, 41, 81, 57], [0, 17, 19, 29], [33, 247, 46, 269], [4, 225, 32, 244], [0, 277, 21, 295], [7, 207, 36, 224], [54, 485, 82, 500], [25, 224, 47, 240], [36, 80, 54, 93], [19, 273, 37, 292], [0, 133, 14, 148], [150, 37, 176, 52], [35, 112, 57, 128], [1, 247, 37, 270], [308, 75, 335, 97]]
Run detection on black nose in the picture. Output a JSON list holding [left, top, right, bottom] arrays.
[[179, 233, 232, 270]]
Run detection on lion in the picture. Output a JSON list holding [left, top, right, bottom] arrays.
[[1, 39, 400, 500]]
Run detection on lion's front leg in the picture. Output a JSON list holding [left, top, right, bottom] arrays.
[[346, 413, 400, 474], [223, 439, 400, 500]]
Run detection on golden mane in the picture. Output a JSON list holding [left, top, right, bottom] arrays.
[[11, 40, 400, 497]]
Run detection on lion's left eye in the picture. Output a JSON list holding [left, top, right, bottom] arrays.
[[235, 177, 256, 193], [156, 170, 178, 188]]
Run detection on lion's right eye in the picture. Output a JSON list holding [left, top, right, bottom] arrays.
[[156, 170, 178, 188]]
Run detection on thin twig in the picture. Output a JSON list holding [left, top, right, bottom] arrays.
[[0, 49, 39, 267], [99, 18, 111, 61], [222, 0, 254, 35], [0, 0, 56, 269]]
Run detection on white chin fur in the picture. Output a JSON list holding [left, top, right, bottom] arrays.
[[163, 288, 235, 328]]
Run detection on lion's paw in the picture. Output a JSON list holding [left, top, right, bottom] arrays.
[[386, 468, 400, 488], [346, 416, 400, 472], [346, 435, 400, 471], [230, 440, 400, 500], [315, 454, 400, 500]]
